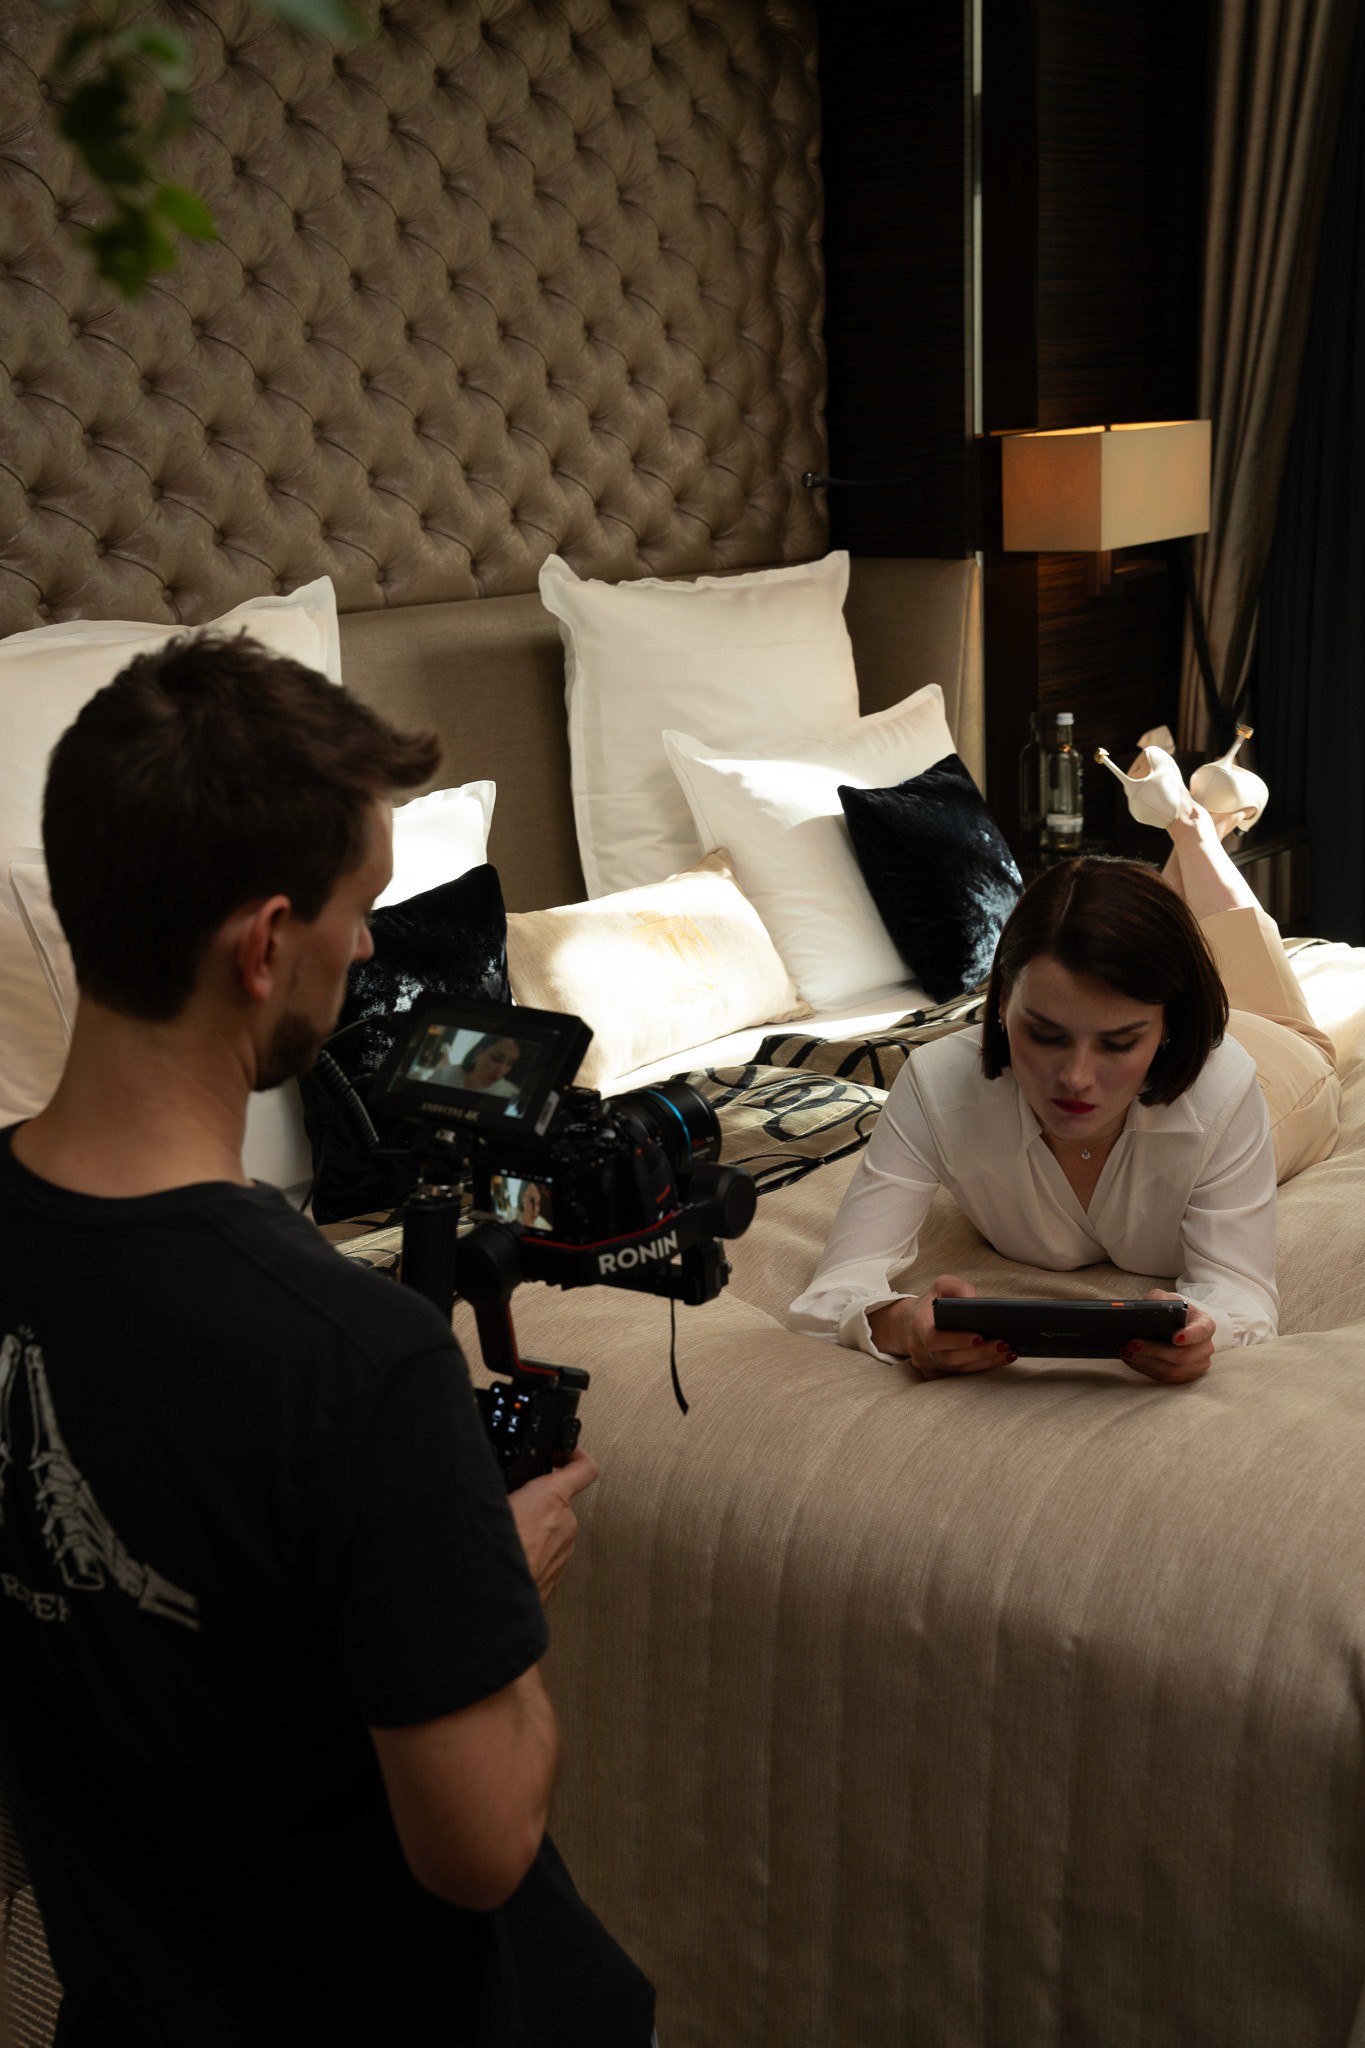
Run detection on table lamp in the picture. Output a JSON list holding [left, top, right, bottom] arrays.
[[1001, 420, 1211, 593]]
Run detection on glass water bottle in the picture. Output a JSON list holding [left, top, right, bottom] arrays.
[[1018, 710, 1047, 837], [1042, 712, 1084, 848]]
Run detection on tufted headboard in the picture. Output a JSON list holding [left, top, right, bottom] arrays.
[[0, 0, 828, 637]]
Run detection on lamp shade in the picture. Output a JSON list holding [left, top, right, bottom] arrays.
[[1001, 420, 1211, 552]]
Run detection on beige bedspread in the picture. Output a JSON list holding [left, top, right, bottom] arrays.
[[453, 998, 1365, 2047], [10, 974, 1365, 2044]]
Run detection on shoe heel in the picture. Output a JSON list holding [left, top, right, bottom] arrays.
[[1093, 744, 1187, 830], [1189, 725, 1267, 830]]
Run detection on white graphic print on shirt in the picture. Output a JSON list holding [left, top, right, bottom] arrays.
[[0, 1328, 199, 1631]]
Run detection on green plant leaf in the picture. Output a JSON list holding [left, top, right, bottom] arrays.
[[149, 87, 194, 146], [153, 183, 215, 239], [52, 22, 106, 77], [59, 74, 153, 191], [108, 23, 192, 88], [49, 0, 370, 298], [85, 202, 179, 298], [260, 0, 368, 42]]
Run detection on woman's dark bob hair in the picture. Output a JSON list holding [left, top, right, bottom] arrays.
[[461, 1032, 518, 1067], [980, 856, 1229, 1107]]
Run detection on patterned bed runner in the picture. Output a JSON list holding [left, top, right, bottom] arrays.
[[690, 988, 987, 1195]]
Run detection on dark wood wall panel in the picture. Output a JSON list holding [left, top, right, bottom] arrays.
[[1037, 1, 1204, 433], [815, 0, 1205, 839], [980, 0, 1041, 827], [1038, 552, 1190, 845], [1035, 0, 1206, 842], [982, 0, 1207, 846], [816, 0, 975, 558]]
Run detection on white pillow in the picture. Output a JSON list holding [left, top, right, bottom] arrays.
[[662, 684, 959, 1009], [506, 852, 809, 1093], [0, 579, 341, 859], [539, 551, 860, 899], [8, 861, 74, 1034], [0, 859, 68, 1122], [0, 581, 340, 1125], [378, 781, 496, 908], [6, 859, 312, 1191]]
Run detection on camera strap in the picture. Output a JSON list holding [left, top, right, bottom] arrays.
[[669, 1299, 688, 1416]]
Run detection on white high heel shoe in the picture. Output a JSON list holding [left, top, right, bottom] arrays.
[[1093, 744, 1193, 830], [1188, 724, 1268, 831]]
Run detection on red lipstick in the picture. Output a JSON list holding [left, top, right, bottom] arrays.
[[1052, 1099, 1096, 1114]]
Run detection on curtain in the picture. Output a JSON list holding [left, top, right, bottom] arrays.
[[1254, 10, 1365, 941], [1177, 0, 1361, 752]]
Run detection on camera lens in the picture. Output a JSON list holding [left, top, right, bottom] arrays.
[[608, 1079, 721, 1176]]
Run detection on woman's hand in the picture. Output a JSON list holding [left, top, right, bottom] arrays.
[[869, 1274, 1012, 1377], [1122, 1288, 1216, 1384]]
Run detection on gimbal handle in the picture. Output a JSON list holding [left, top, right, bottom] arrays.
[[453, 1221, 567, 1388], [400, 1190, 573, 1390]]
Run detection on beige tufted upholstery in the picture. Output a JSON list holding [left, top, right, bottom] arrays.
[[0, 0, 827, 637]]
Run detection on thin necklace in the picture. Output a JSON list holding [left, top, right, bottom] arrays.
[[1048, 1126, 1115, 1169]]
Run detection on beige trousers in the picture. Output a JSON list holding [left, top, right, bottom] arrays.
[[1201, 905, 1342, 1183]]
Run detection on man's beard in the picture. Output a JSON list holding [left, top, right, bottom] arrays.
[[256, 1007, 331, 1092]]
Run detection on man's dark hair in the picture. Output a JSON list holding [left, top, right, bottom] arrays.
[[44, 632, 441, 1020], [980, 855, 1229, 1107]]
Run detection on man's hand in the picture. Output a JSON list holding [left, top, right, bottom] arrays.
[[869, 1275, 1011, 1376], [1122, 1288, 1216, 1384], [508, 1448, 600, 1602]]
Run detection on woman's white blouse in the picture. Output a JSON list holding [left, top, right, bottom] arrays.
[[788, 1027, 1278, 1359]]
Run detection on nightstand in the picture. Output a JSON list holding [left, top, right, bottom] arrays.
[[1227, 826, 1312, 929], [1014, 834, 1114, 883]]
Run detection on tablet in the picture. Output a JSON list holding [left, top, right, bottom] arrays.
[[932, 1296, 1188, 1358]]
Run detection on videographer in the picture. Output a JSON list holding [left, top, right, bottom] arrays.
[[0, 635, 655, 2046]]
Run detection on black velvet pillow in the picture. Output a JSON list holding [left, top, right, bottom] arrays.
[[838, 754, 1022, 1003], [299, 862, 510, 1225]]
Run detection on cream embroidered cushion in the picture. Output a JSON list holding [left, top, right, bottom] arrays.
[[506, 852, 809, 1093]]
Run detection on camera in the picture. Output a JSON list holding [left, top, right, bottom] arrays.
[[369, 997, 756, 1488]]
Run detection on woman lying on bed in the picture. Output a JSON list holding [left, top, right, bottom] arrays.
[[789, 745, 1341, 1386]]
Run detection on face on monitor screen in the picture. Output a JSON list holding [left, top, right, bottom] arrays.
[[373, 1000, 593, 1136], [489, 1172, 556, 1232], [398, 1024, 542, 1112]]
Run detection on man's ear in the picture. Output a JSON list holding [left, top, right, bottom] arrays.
[[227, 896, 293, 1005]]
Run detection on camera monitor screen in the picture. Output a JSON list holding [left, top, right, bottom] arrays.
[[373, 999, 593, 1136], [488, 1172, 555, 1232]]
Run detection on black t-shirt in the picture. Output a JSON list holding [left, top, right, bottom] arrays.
[[0, 1129, 652, 2047]]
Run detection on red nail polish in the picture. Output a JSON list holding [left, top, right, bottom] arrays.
[[1174, 1332, 1186, 1344], [972, 1336, 985, 1347], [997, 1341, 1009, 1353]]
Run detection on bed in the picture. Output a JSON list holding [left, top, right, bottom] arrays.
[[6, 558, 1365, 2048], [7, 2, 1365, 2040], [291, 566, 1365, 2047], [333, 574, 1365, 2048]]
